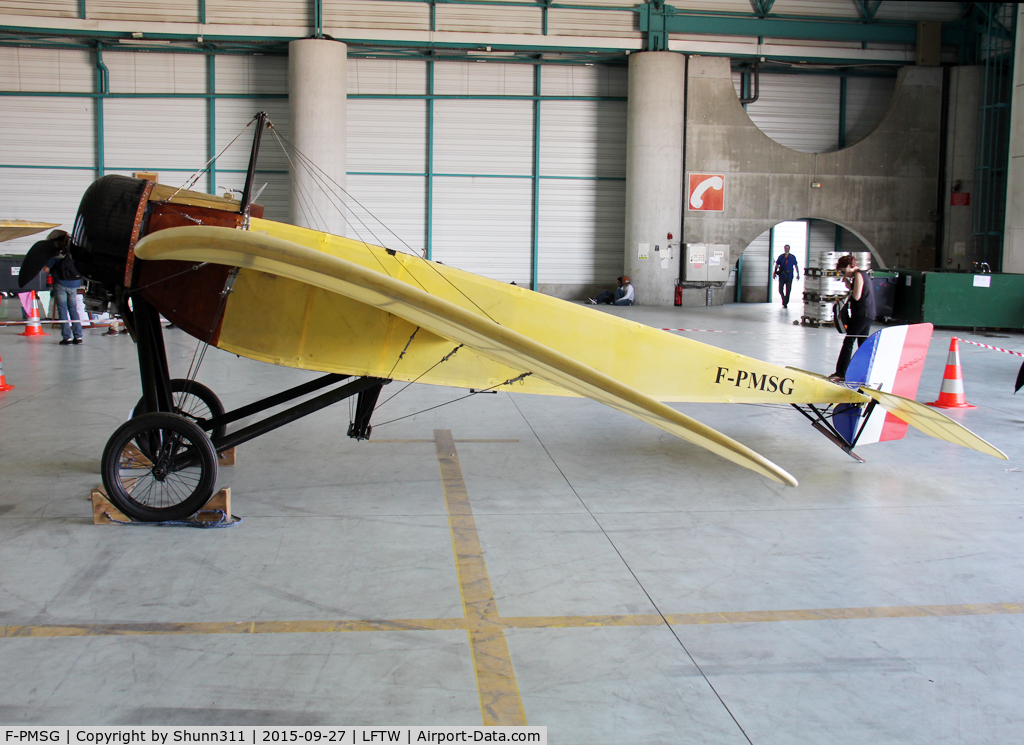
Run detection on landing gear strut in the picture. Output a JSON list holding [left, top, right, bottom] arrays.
[[101, 294, 385, 522]]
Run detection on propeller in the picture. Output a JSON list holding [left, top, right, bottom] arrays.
[[18, 230, 68, 288]]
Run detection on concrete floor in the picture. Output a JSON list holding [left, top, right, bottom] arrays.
[[1, 302, 1022, 742]]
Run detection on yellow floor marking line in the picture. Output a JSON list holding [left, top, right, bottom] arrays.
[[4, 603, 1022, 641], [663, 602, 1024, 625], [499, 614, 666, 629], [501, 603, 1024, 628], [434, 429, 528, 727]]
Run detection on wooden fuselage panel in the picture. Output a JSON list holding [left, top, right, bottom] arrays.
[[133, 201, 262, 342]]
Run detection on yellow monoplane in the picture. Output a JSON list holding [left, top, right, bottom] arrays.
[[18, 118, 1004, 522]]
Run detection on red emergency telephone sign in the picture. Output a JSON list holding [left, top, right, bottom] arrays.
[[688, 173, 725, 212]]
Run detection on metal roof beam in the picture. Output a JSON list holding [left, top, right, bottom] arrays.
[[853, 1, 883, 21], [640, 3, 964, 46]]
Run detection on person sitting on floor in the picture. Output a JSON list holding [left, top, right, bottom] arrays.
[[589, 276, 635, 306]]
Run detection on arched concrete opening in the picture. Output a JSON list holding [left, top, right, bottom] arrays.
[[733, 217, 880, 305], [685, 58, 941, 281], [732, 69, 898, 155]]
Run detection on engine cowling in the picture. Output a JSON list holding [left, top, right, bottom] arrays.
[[69, 175, 150, 290]]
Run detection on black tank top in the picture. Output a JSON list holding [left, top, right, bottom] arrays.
[[850, 269, 875, 319]]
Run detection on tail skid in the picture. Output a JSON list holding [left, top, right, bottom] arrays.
[[792, 402, 873, 463]]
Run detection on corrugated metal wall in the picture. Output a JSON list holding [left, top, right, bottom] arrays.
[[0, 47, 628, 293], [737, 73, 842, 153], [0, 39, 901, 291], [733, 72, 896, 154], [88, 0, 197, 23], [807, 219, 835, 266], [740, 230, 771, 303]]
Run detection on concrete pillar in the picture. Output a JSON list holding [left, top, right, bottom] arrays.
[[1003, 5, 1024, 273], [942, 66, 981, 271], [288, 38, 347, 236], [624, 51, 686, 306]]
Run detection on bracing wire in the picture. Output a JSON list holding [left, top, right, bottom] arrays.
[[269, 127, 500, 325], [385, 327, 420, 381], [272, 128, 423, 257], [266, 127, 331, 233], [267, 126, 401, 284], [374, 344, 465, 412], [271, 129, 407, 274], [168, 116, 257, 202], [160, 113, 503, 404], [127, 262, 210, 296], [372, 372, 533, 429]]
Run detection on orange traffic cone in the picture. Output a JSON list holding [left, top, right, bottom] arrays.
[[18, 291, 48, 337], [927, 337, 976, 409], [0, 349, 12, 392]]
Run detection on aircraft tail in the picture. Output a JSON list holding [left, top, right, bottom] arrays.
[[857, 387, 1006, 460], [834, 323, 934, 445]]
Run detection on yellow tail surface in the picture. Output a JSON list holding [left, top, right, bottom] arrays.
[[858, 387, 1007, 460]]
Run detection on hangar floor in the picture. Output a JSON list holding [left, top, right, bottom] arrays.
[[1, 302, 1022, 743]]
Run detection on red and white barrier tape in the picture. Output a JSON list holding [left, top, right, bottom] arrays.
[[958, 337, 1024, 358], [1, 320, 112, 326]]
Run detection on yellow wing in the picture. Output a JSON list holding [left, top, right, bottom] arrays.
[[0, 220, 59, 244], [135, 225, 800, 486], [234, 218, 867, 407], [858, 387, 1007, 460]]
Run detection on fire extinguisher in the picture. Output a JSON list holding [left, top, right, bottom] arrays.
[[674, 283, 683, 307]]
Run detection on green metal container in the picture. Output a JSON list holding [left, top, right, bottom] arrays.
[[893, 271, 1024, 329]]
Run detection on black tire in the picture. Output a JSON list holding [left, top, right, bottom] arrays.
[[101, 412, 218, 522], [133, 379, 226, 441]]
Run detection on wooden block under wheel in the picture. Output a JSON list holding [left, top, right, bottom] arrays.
[[91, 485, 232, 525], [91, 486, 131, 524], [195, 487, 231, 522]]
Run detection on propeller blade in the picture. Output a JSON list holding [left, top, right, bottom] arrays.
[[18, 231, 67, 288]]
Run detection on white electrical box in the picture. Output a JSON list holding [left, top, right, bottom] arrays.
[[685, 243, 730, 281]]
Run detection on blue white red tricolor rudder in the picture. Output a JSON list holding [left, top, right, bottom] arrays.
[[834, 323, 934, 445]]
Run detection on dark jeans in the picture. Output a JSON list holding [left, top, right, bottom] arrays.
[[777, 276, 793, 306], [834, 315, 872, 378], [53, 283, 82, 341]]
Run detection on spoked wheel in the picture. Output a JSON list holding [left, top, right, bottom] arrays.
[[101, 412, 218, 522], [133, 379, 227, 441]]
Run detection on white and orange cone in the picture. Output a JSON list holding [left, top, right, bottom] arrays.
[[0, 349, 12, 392], [18, 291, 48, 337], [927, 337, 976, 409]]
